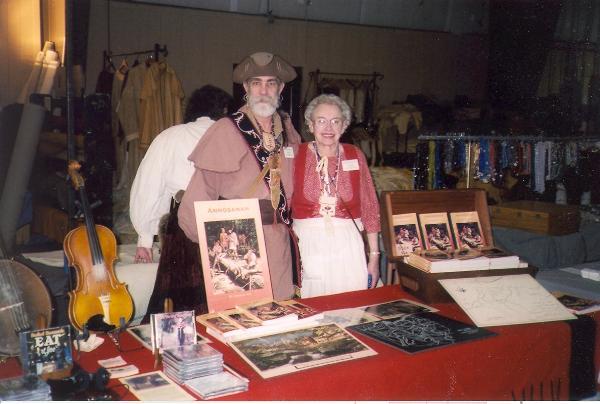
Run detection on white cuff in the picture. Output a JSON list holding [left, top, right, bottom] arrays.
[[138, 234, 154, 249]]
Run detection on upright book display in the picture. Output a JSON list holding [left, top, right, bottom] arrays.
[[380, 189, 537, 303]]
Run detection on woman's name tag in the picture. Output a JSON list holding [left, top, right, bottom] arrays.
[[342, 159, 359, 171]]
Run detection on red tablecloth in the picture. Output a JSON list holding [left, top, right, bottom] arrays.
[[1, 285, 595, 400]]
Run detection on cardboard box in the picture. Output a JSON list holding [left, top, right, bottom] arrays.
[[380, 188, 537, 303], [490, 200, 579, 236]]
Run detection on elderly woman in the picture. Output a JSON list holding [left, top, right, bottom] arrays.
[[292, 94, 381, 298]]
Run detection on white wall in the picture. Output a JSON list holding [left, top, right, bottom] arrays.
[[85, 1, 488, 109]]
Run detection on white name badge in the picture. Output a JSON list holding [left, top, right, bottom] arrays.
[[283, 147, 294, 158], [342, 159, 359, 171]]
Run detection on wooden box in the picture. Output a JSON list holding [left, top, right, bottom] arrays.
[[380, 189, 537, 303], [490, 200, 580, 235], [32, 205, 69, 244]]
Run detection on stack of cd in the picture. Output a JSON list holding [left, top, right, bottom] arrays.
[[0, 375, 52, 401], [163, 343, 223, 384], [184, 369, 249, 399]]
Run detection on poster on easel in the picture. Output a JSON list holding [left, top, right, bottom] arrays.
[[194, 198, 273, 313]]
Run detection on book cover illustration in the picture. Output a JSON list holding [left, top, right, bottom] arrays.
[[194, 198, 273, 312], [551, 291, 600, 315], [228, 323, 377, 378], [150, 311, 196, 352], [197, 312, 243, 334], [392, 213, 423, 256], [348, 312, 496, 354], [449, 211, 486, 249], [236, 300, 298, 325], [19, 325, 73, 376], [362, 299, 438, 319], [278, 300, 323, 320], [418, 212, 455, 251], [221, 309, 263, 329]]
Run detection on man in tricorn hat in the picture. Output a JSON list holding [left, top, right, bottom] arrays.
[[178, 52, 301, 300]]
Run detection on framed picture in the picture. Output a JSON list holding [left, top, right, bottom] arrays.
[[391, 213, 423, 256], [228, 323, 377, 378], [449, 211, 486, 249], [150, 311, 196, 352], [194, 198, 273, 312], [418, 212, 455, 251]]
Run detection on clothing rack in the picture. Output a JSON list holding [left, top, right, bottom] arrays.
[[418, 132, 600, 188], [418, 132, 600, 142], [309, 69, 384, 80], [103, 43, 168, 67]]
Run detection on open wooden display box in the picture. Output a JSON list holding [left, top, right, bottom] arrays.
[[380, 188, 537, 303]]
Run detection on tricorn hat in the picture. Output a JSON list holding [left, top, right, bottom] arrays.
[[233, 52, 297, 84]]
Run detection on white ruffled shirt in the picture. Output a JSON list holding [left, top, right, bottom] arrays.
[[129, 117, 215, 248]]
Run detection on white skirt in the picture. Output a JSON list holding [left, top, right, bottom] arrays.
[[293, 217, 368, 298]]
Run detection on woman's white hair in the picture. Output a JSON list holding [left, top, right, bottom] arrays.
[[304, 94, 352, 127]]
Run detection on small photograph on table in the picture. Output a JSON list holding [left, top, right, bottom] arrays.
[[120, 371, 194, 401]]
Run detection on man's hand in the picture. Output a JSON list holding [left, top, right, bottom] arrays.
[[135, 247, 153, 263]]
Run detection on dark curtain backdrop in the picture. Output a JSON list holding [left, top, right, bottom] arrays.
[[487, 0, 562, 110]]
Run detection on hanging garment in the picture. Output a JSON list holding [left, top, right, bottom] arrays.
[[138, 60, 185, 149]]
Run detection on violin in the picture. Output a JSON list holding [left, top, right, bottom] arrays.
[[64, 161, 133, 331]]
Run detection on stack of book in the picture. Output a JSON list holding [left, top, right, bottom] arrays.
[[162, 343, 223, 384], [184, 367, 249, 399], [197, 299, 323, 343], [406, 247, 523, 273], [0, 375, 52, 401]]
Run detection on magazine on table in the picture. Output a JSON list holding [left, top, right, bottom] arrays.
[[228, 322, 377, 378], [361, 298, 438, 318], [194, 198, 273, 313], [551, 291, 600, 315], [348, 312, 496, 354]]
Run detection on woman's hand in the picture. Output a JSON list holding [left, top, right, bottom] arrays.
[[134, 247, 153, 263], [367, 254, 380, 288]]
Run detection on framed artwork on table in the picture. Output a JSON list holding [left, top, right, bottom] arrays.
[[194, 198, 273, 313]]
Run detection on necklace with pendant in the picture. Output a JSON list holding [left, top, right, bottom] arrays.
[[255, 115, 278, 152], [314, 142, 340, 218]]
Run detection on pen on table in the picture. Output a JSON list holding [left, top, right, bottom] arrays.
[[224, 363, 249, 383]]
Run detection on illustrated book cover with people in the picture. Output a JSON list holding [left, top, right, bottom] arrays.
[[19, 325, 73, 377], [418, 212, 455, 251], [391, 213, 423, 256], [449, 211, 486, 250], [348, 312, 496, 354], [235, 299, 299, 325], [150, 310, 197, 352], [228, 323, 377, 378], [194, 198, 273, 313]]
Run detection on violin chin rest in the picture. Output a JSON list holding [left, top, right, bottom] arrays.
[[86, 314, 116, 332]]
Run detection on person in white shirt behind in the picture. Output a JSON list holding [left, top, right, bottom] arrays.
[[130, 85, 233, 262], [128, 85, 232, 321]]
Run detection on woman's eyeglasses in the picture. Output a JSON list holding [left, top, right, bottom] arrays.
[[313, 117, 345, 129]]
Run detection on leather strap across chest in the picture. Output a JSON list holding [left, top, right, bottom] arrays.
[[229, 111, 291, 226]]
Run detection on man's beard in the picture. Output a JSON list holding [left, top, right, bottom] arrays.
[[247, 95, 279, 118]]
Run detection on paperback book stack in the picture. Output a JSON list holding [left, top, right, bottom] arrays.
[[0, 375, 52, 401], [162, 343, 224, 384]]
